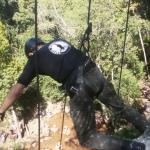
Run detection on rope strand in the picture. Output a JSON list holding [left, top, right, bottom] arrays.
[[34, 0, 41, 149], [117, 0, 131, 95], [113, 0, 131, 135], [80, 0, 92, 54], [59, 93, 67, 150]]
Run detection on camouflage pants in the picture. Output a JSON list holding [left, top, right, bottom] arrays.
[[69, 66, 150, 150]]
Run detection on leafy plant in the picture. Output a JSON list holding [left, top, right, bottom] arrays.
[[114, 125, 141, 140], [12, 142, 21, 150], [0, 57, 25, 104], [114, 68, 141, 103]]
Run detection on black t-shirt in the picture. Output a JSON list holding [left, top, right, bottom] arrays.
[[17, 39, 87, 86]]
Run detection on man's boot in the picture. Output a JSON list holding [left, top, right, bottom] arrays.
[[133, 129, 150, 150], [122, 140, 146, 150]]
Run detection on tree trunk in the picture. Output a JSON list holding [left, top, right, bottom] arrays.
[[138, 28, 150, 80]]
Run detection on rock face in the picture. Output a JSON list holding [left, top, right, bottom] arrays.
[[0, 102, 86, 150], [0, 102, 63, 149], [139, 84, 150, 121], [19, 101, 90, 150]]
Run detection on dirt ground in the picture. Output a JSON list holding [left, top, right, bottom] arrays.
[[25, 111, 108, 150]]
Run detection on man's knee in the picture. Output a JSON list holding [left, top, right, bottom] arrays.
[[77, 129, 97, 147]]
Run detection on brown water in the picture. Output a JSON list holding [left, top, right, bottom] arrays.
[[25, 113, 91, 150], [25, 112, 108, 150]]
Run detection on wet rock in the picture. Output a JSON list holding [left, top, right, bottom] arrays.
[[40, 138, 44, 143], [25, 143, 31, 149], [62, 125, 71, 135], [44, 136, 52, 141], [145, 107, 150, 113], [42, 128, 50, 137], [55, 142, 63, 150], [64, 106, 70, 114], [32, 142, 37, 147], [50, 125, 59, 134], [141, 98, 149, 105], [25, 136, 37, 145]]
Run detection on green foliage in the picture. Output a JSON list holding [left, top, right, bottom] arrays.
[[0, 57, 25, 104], [12, 142, 21, 150], [144, 37, 150, 46], [114, 125, 141, 140], [13, 0, 35, 32], [114, 68, 141, 102], [133, 0, 150, 20], [14, 84, 44, 120], [39, 76, 64, 102], [0, 22, 11, 68], [0, 0, 18, 25]]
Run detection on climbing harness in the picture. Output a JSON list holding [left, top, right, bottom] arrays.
[[79, 0, 104, 100], [63, 57, 97, 99]]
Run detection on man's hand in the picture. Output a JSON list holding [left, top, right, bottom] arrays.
[[0, 112, 5, 121], [0, 83, 25, 116]]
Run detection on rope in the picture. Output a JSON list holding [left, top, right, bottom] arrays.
[[117, 0, 131, 95], [34, 0, 41, 149], [33, 0, 131, 146], [80, 0, 92, 55], [112, 0, 131, 135], [59, 0, 92, 147], [59, 93, 67, 150]]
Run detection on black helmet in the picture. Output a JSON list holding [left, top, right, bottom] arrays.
[[25, 37, 45, 57]]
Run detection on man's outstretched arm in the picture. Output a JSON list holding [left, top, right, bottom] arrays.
[[0, 83, 25, 114]]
